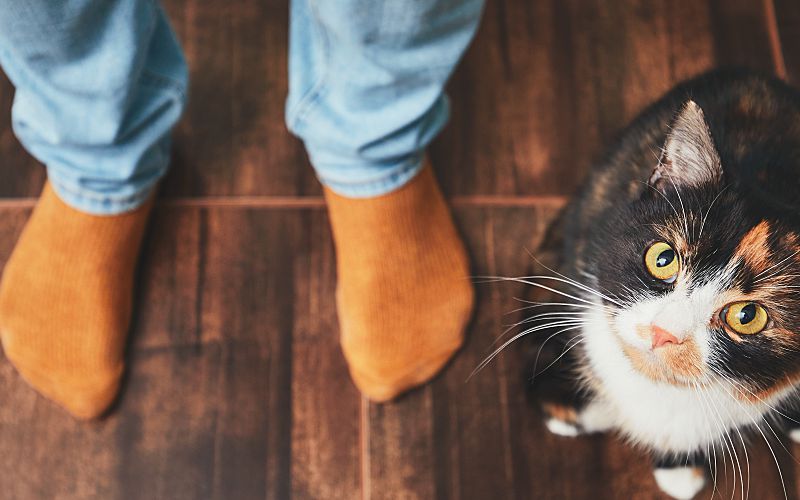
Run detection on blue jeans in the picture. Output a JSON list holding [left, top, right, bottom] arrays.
[[0, 0, 188, 214], [0, 0, 484, 214]]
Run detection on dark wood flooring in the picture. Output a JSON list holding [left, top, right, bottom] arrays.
[[1, 1, 800, 498]]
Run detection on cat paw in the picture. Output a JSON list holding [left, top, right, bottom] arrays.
[[653, 467, 705, 500], [542, 403, 582, 437], [545, 417, 581, 437], [542, 400, 614, 437]]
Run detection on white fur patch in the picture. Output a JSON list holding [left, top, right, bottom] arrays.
[[577, 399, 615, 434], [581, 271, 791, 453], [789, 428, 800, 444], [545, 417, 580, 437], [653, 467, 705, 500]]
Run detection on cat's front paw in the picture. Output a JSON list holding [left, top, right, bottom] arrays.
[[542, 400, 614, 437], [545, 416, 582, 437], [542, 403, 583, 437], [653, 467, 706, 500]]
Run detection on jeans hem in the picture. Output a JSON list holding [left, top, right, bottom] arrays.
[[49, 178, 156, 215], [317, 155, 424, 198]]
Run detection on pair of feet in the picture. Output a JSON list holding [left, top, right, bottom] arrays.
[[0, 165, 474, 419]]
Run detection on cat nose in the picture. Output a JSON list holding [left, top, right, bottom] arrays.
[[651, 325, 681, 349]]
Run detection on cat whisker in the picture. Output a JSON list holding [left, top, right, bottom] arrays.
[[480, 274, 623, 307], [525, 251, 627, 306], [518, 311, 593, 323], [707, 367, 800, 457], [506, 299, 607, 315], [490, 310, 589, 349], [692, 380, 741, 499], [689, 382, 721, 499], [717, 383, 798, 477], [491, 311, 591, 347], [706, 367, 791, 500], [577, 270, 630, 304], [642, 222, 676, 233], [638, 180, 682, 225], [473, 276, 619, 309], [699, 186, 728, 240], [753, 249, 800, 283], [699, 380, 750, 500], [469, 319, 587, 379], [530, 325, 585, 381], [533, 336, 585, 378], [665, 174, 692, 241], [763, 274, 800, 281]]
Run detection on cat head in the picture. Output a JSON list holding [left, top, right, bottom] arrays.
[[589, 99, 800, 403]]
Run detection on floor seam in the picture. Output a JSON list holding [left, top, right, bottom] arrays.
[[0, 195, 568, 209], [763, 0, 788, 79]]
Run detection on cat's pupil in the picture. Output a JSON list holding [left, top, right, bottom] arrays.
[[738, 304, 756, 325], [656, 249, 675, 268]]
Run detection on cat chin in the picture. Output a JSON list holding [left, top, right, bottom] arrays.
[[579, 302, 785, 455]]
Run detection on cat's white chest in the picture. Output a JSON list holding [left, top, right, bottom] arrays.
[[580, 309, 771, 454]]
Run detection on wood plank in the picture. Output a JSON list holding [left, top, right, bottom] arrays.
[[158, 0, 320, 198], [0, 201, 798, 498], [709, 0, 780, 70], [0, 73, 45, 198], [0, 0, 782, 200], [434, 0, 778, 198], [0, 0, 316, 200], [290, 211, 362, 500], [362, 206, 549, 499], [0, 206, 361, 500], [365, 389, 438, 499], [775, 0, 800, 83]]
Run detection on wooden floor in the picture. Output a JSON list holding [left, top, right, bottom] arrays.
[[1, 1, 800, 499]]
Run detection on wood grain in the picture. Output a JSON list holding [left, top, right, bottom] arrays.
[[0, 207, 360, 500], [0, 0, 782, 199], [434, 0, 779, 198], [0, 72, 45, 198], [157, 0, 320, 198], [0, 1, 798, 499], [775, 0, 800, 83], [0, 203, 798, 498]]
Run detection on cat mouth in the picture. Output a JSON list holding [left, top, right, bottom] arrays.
[[617, 335, 704, 386]]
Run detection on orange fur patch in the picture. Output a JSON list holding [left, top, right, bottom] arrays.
[[620, 337, 704, 386], [735, 372, 800, 404], [735, 220, 772, 273], [635, 324, 651, 342], [542, 403, 578, 424]]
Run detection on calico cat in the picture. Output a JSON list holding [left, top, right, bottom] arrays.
[[526, 69, 800, 499]]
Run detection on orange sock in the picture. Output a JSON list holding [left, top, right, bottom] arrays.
[[324, 163, 474, 401], [0, 182, 151, 419]]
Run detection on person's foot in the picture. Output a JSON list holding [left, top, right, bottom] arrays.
[[0, 182, 152, 419], [324, 162, 474, 401]]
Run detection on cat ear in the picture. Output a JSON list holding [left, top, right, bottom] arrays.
[[648, 100, 722, 190]]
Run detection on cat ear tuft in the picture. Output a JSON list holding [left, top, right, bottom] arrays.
[[648, 100, 722, 190]]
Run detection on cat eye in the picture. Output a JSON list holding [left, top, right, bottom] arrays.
[[644, 241, 679, 283], [721, 302, 769, 335]]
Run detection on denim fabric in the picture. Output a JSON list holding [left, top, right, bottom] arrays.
[[286, 0, 485, 197], [0, 0, 188, 214], [0, 0, 484, 209]]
